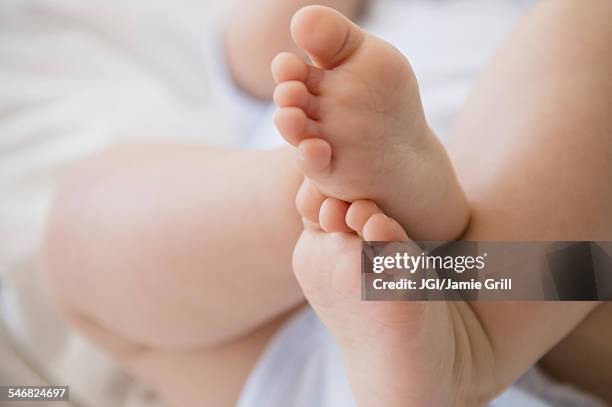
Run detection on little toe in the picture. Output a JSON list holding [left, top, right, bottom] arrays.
[[296, 178, 326, 224], [274, 107, 319, 145], [291, 5, 365, 69], [319, 197, 352, 233], [297, 138, 332, 178]]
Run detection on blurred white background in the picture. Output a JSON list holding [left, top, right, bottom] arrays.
[[0, 1, 237, 406]]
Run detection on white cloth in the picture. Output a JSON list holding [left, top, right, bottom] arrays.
[[237, 308, 355, 407], [0, 0, 607, 407]]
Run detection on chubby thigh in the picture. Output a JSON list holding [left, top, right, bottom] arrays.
[[67, 305, 303, 407]]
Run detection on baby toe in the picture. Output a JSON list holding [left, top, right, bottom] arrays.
[[319, 197, 352, 233], [297, 137, 332, 178], [291, 6, 365, 69], [362, 212, 409, 241], [346, 200, 381, 235], [274, 107, 319, 145], [271, 52, 309, 84], [296, 178, 326, 224], [273, 81, 319, 118]]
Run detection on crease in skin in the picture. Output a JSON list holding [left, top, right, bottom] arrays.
[[327, 20, 353, 67], [275, 5, 470, 244]]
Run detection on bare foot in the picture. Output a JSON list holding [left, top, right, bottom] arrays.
[[292, 178, 496, 407], [272, 6, 469, 240]]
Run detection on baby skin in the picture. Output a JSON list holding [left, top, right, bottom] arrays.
[[274, 6, 492, 406], [272, 6, 469, 241], [294, 186, 495, 406]]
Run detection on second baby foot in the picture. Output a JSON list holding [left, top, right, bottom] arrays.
[[272, 6, 469, 240], [293, 180, 497, 406]]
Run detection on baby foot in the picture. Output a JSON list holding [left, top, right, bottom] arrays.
[[293, 179, 496, 406], [273, 6, 469, 240]]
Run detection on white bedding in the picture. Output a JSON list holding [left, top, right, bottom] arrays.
[[0, 0, 607, 406]]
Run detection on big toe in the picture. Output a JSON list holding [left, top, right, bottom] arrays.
[[291, 5, 364, 69]]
